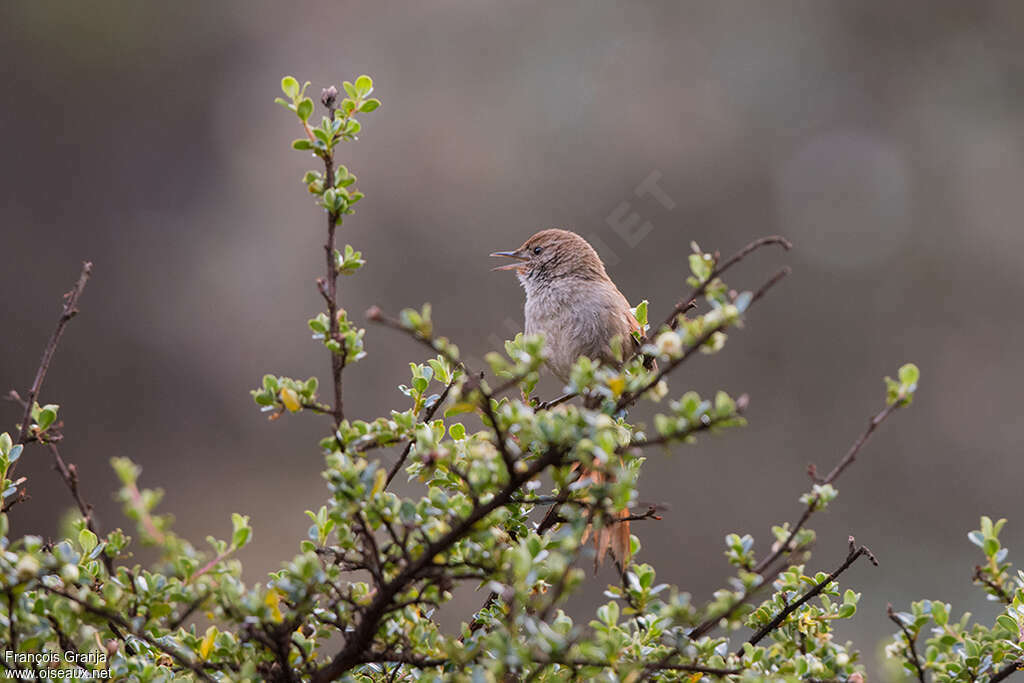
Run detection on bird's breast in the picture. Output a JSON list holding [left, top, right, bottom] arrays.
[[524, 283, 628, 383]]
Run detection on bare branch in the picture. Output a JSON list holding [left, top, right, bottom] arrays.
[[753, 396, 906, 576], [13, 261, 93, 453]]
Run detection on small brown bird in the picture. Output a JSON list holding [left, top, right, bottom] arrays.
[[491, 228, 641, 570], [490, 228, 642, 384]]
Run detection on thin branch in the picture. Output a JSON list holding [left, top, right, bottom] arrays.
[[366, 306, 540, 403], [972, 566, 1013, 605], [653, 235, 791, 338], [45, 442, 113, 573], [4, 263, 111, 571], [692, 396, 907, 641], [6, 590, 16, 652], [620, 397, 748, 452], [815, 398, 905, 486], [0, 487, 28, 513], [312, 446, 565, 682], [354, 511, 385, 587], [740, 536, 877, 654], [536, 392, 576, 411], [311, 94, 368, 434], [619, 505, 662, 523], [385, 378, 455, 488], [617, 267, 789, 411], [357, 651, 449, 668], [169, 592, 211, 630], [12, 261, 93, 455], [41, 584, 215, 682], [688, 558, 795, 640], [366, 306, 468, 376], [548, 657, 740, 677], [14, 261, 93, 446], [753, 396, 905, 575], [480, 394, 516, 473], [887, 603, 927, 683], [187, 547, 236, 584], [990, 660, 1023, 683]]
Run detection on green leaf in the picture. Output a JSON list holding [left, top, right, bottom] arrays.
[[37, 407, 57, 431], [292, 139, 313, 151], [79, 528, 98, 555], [898, 363, 920, 387], [360, 98, 381, 112], [281, 76, 300, 99], [996, 614, 1018, 633], [445, 402, 476, 418], [233, 525, 252, 549], [688, 252, 713, 281], [296, 98, 314, 122], [931, 601, 948, 626], [633, 300, 648, 329], [354, 75, 373, 96]]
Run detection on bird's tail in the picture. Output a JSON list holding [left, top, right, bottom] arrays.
[[578, 464, 632, 573]]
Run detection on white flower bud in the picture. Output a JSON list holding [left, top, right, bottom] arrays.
[[60, 563, 80, 584], [655, 331, 682, 357], [15, 554, 40, 580]]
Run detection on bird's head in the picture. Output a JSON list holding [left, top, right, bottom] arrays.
[[490, 228, 608, 291]]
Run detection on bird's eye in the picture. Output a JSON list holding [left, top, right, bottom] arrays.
[[533, 246, 544, 255]]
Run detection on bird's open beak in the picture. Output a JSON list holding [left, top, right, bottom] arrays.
[[490, 250, 528, 271]]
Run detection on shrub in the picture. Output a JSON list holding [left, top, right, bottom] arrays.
[[1, 74, 1020, 683]]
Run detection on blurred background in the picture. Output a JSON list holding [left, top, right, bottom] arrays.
[[2, 1, 1023, 676]]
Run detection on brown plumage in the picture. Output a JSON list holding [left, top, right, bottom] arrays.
[[491, 228, 638, 570]]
